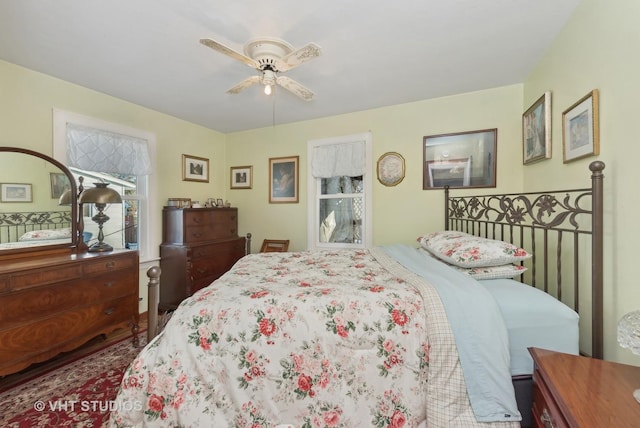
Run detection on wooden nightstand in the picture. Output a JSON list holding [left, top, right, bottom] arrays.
[[529, 347, 640, 427]]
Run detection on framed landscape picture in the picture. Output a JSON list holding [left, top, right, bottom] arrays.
[[1, 183, 32, 202], [423, 129, 497, 189]]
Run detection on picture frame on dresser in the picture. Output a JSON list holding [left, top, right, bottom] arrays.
[[182, 154, 209, 182]]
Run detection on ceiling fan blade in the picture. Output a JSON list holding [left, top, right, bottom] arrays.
[[227, 76, 261, 94], [278, 42, 322, 72], [276, 76, 314, 101], [200, 38, 259, 69]]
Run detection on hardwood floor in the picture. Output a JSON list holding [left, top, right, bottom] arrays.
[[0, 317, 147, 392]]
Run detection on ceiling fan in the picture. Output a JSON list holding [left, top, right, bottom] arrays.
[[200, 37, 321, 101]]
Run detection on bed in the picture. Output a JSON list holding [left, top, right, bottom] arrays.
[[0, 211, 74, 249], [110, 161, 604, 427]]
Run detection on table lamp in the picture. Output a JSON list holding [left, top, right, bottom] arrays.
[[78, 182, 122, 252], [617, 309, 640, 403]]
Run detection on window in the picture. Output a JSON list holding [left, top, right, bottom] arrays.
[[307, 132, 373, 250], [52, 109, 157, 260]]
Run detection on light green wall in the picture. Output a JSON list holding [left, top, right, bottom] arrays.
[[3, 0, 636, 365], [0, 59, 226, 312], [227, 84, 524, 252], [524, 0, 640, 363]]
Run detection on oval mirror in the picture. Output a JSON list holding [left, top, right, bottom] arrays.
[[0, 147, 78, 254]]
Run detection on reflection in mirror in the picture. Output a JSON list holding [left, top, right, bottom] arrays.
[[0, 148, 77, 251], [423, 129, 497, 190]]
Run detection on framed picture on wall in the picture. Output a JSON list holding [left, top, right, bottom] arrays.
[[50, 172, 70, 198], [1, 183, 32, 202], [230, 165, 253, 189], [269, 156, 299, 203], [522, 91, 551, 164], [562, 89, 599, 163], [182, 154, 209, 182], [423, 129, 497, 190]]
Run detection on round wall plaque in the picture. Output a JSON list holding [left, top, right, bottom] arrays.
[[377, 152, 405, 186]]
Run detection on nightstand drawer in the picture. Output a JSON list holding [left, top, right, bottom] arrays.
[[532, 373, 568, 428]]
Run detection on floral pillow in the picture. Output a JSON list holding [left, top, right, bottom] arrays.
[[419, 247, 527, 280], [451, 263, 527, 280], [417, 230, 531, 268], [19, 227, 72, 241]]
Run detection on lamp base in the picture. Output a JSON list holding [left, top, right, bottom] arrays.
[[634, 389, 640, 404], [88, 241, 114, 253]]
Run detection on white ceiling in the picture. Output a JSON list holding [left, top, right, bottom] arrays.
[[0, 0, 581, 134]]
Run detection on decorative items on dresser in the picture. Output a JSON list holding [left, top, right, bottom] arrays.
[[159, 206, 250, 311], [529, 347, 640, 428], [0, 147, 140, 377]]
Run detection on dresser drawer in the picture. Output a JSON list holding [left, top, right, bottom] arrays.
[[0, 269, 137, 327], [83, 253, 137, 275], [9, 264, 83, 292], [0, 295, 136, 374]]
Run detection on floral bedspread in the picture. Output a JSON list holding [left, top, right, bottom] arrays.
[[109, 248, 519, 428]]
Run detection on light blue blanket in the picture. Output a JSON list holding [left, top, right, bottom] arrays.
[[381, 244, 521, 423]]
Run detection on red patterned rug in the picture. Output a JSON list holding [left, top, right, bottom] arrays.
[[0, 333, 145, 427]]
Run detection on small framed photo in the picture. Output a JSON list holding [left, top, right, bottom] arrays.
[[230, 165, 253, 189], [562, 89, 599, 163], [269, 156, 299, 203], [523, 91, 551, 164], [50, 172, 70, 199], [182, 154, 209, 182], [1, 183, 32, 202]]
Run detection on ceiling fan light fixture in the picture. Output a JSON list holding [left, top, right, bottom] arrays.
[[200, 36, 321, 101]]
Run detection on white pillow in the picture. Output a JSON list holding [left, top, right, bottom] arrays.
[[418, 230, 531, 268], [19, 227, 72, 241]]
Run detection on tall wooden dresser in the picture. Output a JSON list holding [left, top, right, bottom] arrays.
[[0, 250, 139, 376], [159, 207, 247, 310]]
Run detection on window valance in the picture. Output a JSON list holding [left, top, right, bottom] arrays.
[[311, 141, 365, 178], [66, 123, 152, 175]]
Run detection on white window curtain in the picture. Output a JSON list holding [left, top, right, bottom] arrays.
[[311, 141, 364, 178], [66, 123, 152, 175]]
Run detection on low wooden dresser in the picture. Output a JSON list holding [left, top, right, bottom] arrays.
[[529, 347, 640, 427], [0, 249, 139, 376], [159, 207, 247, 310]]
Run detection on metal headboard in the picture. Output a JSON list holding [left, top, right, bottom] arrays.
[[0, 211, 74, 244], [444, 161, 604, 359]]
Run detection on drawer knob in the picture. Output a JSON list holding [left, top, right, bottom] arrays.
[[105, 261, 116, 269], [103, 281, 114, 287], [540, 408, 554, 428], [104, 307, 115, 315]]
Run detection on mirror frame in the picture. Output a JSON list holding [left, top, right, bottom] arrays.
[[0, 146, 79, 256]]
